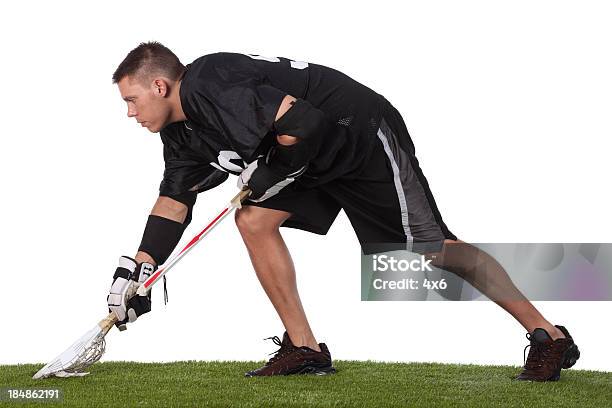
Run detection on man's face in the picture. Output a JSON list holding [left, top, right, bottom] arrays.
[[117, 75, 171, 133]]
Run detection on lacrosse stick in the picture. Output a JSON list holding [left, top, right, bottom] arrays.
[[33, 189, 251, 379]]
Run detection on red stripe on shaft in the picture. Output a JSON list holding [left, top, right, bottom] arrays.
[[144, 269, 164, 289], [178, 207, 229, 255], [143, 207, 230, 289]]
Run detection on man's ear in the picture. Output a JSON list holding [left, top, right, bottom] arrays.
[[152, 79, 169, 97]]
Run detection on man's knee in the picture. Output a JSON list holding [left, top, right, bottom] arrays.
[[235, 206, 289, 237]]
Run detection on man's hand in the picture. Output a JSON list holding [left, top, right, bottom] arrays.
[[107, 256, 157, 330], [237, 150, 305, 202]]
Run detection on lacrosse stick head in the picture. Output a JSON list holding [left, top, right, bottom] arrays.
[[33, 313, 116, 379]]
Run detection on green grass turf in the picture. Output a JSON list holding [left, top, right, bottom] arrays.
[[1, 361, 610, 407]]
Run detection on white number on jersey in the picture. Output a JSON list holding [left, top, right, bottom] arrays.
[[211, 150, 246, 173], [244, 54, 309, 70]]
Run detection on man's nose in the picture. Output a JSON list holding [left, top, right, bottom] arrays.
[[127, 106, 137, 117]]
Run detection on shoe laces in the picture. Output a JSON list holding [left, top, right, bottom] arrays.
[[523, 332, 551, 370], [264, 335, 293, 365]]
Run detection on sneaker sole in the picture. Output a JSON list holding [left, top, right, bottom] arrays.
[[295, 365, 337, 376], [245, 365, 337, 377]]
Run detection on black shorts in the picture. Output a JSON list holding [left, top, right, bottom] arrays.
[[246, 103, 457, 254]]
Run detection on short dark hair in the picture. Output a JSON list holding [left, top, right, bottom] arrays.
[[112, 41, 185, 84]]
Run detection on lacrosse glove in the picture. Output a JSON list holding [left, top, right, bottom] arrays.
[[107, 256, 157, 330]]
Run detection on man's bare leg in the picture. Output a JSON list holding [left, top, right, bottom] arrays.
[[235, 205, 321, 351], [430, 239, 565, 339]]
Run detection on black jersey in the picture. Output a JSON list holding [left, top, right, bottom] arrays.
[[159, 52, 387, 196]]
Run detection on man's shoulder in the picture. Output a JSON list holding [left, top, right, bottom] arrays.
[[181, 52, 253, 102], [180, 52, 267, 130]]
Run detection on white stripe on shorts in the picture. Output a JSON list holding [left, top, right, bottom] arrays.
[[376, 128, 413, 242]]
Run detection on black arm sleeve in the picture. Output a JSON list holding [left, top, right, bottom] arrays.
[[138, 215, 186, 266], [138, 192, 197, 265]]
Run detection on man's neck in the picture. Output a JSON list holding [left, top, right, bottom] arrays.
[[169, 79, 187, 123]]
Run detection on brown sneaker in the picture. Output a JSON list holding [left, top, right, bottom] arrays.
[[516, 325, 580, 381], [245, 332, 336, 377]]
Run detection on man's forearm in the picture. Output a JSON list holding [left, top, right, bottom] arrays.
[[135, 196, 191, 266]]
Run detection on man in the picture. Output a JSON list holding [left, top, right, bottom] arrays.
[[107, 42, 580, 380]]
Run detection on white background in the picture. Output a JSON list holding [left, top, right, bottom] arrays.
[[1, 1, 611, 372]]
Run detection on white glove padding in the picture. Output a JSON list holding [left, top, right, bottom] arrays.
[[237, 157, 303, 202], [107, 256, 156, 330]]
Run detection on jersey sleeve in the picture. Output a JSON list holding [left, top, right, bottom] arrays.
[[159, 125, 229, 196], [181, 53, 288, 160]]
